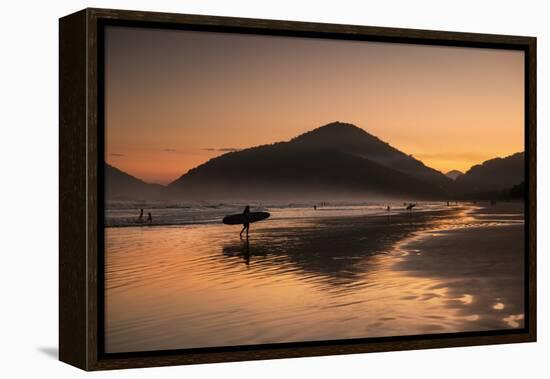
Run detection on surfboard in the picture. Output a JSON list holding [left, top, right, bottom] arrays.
[[222, 211, 271, 225]]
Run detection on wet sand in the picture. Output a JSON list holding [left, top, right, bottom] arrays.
[[104, 202, 525, 353], [394, 204, 525, 330]]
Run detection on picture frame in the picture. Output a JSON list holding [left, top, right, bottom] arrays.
[[59, 7, 536, 371]]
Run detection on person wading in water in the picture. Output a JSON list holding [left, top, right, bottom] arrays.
[[240, 205, 251, 239]]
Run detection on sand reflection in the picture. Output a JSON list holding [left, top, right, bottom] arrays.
[[105, 203, 524, 353]]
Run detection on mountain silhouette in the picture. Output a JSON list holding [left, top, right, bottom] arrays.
[[290, 122, 450, 186], [166, 122, 452, 200], [454, 152, 524, 193], [105, 163, 164, 200], [445, 170, 464, 180]]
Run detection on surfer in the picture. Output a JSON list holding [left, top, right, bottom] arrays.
[[147, 212, 152, 224], [138, 209, 144, 223], [406, 203, 416, 211], [223, 207, 270, 237], [240, 205, 251, 239]]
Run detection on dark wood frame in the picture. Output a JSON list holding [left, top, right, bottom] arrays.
[[59, 7, 537, 371]]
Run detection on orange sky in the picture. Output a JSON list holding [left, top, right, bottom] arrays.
[[105, 26, 524, 185]]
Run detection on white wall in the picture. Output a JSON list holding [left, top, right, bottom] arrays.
[[0, 0, 547, 377]]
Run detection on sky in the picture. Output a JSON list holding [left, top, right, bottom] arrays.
[[105, 26, 524, 185]]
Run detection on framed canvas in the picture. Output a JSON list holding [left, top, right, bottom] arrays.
[[59, 8, 537, 371]]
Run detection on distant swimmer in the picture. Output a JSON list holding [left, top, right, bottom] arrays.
[[313, 205, 317, 210], [387, 205, 391, 212], [240, 205, 251, 239], [147, 212, 153, 224], [138, 209, 144, 223]]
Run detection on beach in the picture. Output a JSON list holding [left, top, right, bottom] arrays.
[[393, 204, 525, 330], [104, 202, 525, 353]]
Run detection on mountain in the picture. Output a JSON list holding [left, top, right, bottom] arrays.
[[290, 122, 451, 187], [454, 152, 524, 193], [166, 122, 452, 200], [445, 170, 464, 180], [105, 163, 164, 200]]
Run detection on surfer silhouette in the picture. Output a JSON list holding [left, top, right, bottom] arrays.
[[405, 203, 416, 213], [138, 209, 144, 223], [222, 207, 270, 237], [240, 206, 250, 239], [147, 212, 152, 224]]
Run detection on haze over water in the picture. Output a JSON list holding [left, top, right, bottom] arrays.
[[105, 202, 524, 353]]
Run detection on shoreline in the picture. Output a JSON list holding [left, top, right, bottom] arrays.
[[104, 202, 468, 229], [104, 199, 525, 229]]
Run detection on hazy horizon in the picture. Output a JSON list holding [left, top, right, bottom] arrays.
[[106, 125, 524, 187], [105, 26, 524, 185]]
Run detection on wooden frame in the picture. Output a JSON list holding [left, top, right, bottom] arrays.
[[59, 7, 537, 371]]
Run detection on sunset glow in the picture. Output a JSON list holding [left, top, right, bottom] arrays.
[[105, 26, 524, 184]]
